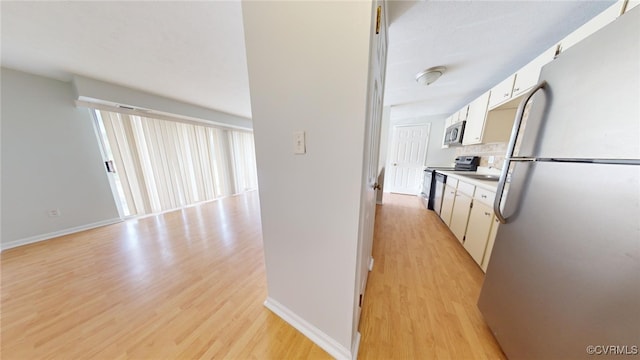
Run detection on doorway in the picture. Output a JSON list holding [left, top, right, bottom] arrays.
[[385, 124, 430, 195], [91, 109, 258, 218]]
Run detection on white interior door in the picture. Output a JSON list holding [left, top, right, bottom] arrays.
[[386, 124, 430, 195], [354, 0, 387, 336]]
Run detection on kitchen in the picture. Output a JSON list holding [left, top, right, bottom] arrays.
[[385, 2, 639, 358]]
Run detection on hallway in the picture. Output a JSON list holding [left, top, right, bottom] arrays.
[[358, 193, 505, 359]]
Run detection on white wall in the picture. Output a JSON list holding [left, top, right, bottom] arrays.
[[384, 113, 457, 169], [73, 75, 252, 130], [242, 1, 372, 358], [1, 68, 120, 248]]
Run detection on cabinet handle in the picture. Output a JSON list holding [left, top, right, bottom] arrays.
[[514, 87, 520, 92], [484, 212, 491, 216], [481, 194, 487, 198], [503, 92, 509, 97]]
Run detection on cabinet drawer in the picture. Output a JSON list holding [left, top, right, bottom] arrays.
[[456, 180, 475, 197], [474, 187, 496, 206]]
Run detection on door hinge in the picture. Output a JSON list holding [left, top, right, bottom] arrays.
[[359, 294, 363, 307], [470, 201, 473, 209], [375, 6, 381, 34]]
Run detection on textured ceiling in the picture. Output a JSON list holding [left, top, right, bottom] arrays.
[[1, 1, 251, 118], [1, 1, 615, 121], [385, 0, 615, 119]]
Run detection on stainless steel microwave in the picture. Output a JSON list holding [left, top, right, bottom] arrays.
[[444, 121, 466, 146]]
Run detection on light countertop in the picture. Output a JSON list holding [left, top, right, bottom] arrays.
[[435, 168, 501, 192]]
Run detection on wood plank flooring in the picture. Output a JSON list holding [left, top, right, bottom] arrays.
[[358, 194, 505, 359], [1, 191, 505, 359]]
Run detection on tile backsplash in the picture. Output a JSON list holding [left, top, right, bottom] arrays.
[[455, 142, 508, 169], [455, 98, 532, 170]]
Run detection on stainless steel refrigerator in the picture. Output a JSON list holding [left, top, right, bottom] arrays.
[[478, 7, 640, 359]]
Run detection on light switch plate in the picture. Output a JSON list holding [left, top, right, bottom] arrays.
[[293, 131, 306, 154]]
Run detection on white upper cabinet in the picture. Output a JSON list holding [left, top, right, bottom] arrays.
[[462, 90, 491, 145], [559, 1, 623, 53], [457, 105, 469, 122], [488, 74, 516, 109], [447, 112, 457, 127], [625, 0, 640, 13], [512, 46, 557, 98], [444, 1, 629, 147]]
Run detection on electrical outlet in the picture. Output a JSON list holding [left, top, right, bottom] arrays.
[[48, 209, 61, 217], [488, 156, 495, 164]]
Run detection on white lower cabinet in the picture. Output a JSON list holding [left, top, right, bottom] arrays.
[[450, 193, 472, 243], [440, 184, 456, 226], [481, 217, 500, 272], [464, 201, 494, 266], [449, 180, 474, 243], [437, 172, 500, 273]]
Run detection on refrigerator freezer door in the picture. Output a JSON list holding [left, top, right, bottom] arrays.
[[478, 161, 640, 359], [517, 7, 640, 160]]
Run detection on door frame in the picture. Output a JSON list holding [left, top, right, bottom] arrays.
[[384, 123, 430, 194], [89, 109, 129, 219]]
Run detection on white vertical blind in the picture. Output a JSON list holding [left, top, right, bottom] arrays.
[[98, 110, 257, 216]]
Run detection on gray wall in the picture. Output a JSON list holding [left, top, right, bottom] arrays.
[[379, 113, 457, 201], [385, 113, 457, 168], [1, 68, 120, 248], [73, 75, 253, 130], [243, 1, 372, 356]]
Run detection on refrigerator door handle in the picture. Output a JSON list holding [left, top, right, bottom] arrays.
[[494, 81, 546, 224]]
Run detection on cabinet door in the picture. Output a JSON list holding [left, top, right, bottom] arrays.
[[626, 0, 640, 13], [440, 184, 456, 226], [457, 105, 469, 122], [464, 202, 494, 266], [481, 216, 500, 272], [488, 74, 515, 109], [512, 46, 556, 97], [462, 90, 490, 145], [559, 2, 620, 53], [450, 193, 472, 243]]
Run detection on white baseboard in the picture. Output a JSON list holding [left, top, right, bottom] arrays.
[[368, 257, 374, 272], [1, 218, 122, 251], [264, 297, 354, 360]]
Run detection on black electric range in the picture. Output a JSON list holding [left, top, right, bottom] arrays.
[[421, 156, 480, 210]]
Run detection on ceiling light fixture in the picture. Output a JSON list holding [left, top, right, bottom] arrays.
[[416, 66, 446, 86]]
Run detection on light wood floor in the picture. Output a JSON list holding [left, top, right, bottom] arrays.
[[1, 191, 505, 359], [358, 194, 505, 359]]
